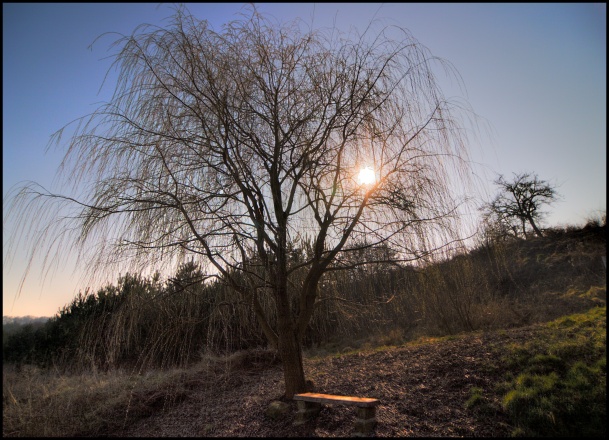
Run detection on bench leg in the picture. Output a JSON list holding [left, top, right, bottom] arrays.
[[354, 406, 377, 436], [294, 401, 322, 425]]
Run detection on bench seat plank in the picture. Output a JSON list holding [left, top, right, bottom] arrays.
[[294, 392, 379, 407]]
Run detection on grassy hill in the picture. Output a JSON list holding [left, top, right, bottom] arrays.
[[3, 224, 606, 437]]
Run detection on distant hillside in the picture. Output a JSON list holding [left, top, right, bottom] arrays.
[[2, 316, 50, 345], [3, 316, 50, 326]]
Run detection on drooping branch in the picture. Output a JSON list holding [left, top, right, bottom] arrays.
[[5, 5, 480, 398]]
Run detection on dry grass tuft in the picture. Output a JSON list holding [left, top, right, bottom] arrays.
[[2, 356, 241, 437]]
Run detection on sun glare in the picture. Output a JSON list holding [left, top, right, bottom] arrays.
[[358, 167, 376, 185]]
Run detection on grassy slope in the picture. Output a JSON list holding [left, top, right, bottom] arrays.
[[3, 227, 606, 437], [477, 306, 606, 437]]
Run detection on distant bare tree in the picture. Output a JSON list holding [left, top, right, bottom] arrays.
[[486, 172, 559, 238], [4, 6, 478, 397]]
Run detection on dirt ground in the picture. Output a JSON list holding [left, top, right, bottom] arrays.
[[109, 327, 538, 437]]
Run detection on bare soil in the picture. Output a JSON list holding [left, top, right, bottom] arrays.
[[109, 327, 537, 437]]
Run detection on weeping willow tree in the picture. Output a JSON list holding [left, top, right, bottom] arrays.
[[4, 5, 480, 398]]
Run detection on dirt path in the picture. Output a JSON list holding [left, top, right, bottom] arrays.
[[109, 327, 538, 437]]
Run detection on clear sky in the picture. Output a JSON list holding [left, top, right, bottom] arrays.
[[3, 3, 606, 317]]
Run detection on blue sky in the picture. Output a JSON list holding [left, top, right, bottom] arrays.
[[3, 3, 606, 317]]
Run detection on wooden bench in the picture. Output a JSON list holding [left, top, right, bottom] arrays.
[[293, 392, 379, 436]]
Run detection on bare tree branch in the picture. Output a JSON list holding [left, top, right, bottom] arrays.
[[4, 5, 480, 398]]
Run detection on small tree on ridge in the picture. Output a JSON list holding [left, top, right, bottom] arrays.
[[486, 172, 559, 239]]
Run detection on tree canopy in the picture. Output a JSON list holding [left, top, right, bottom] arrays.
[[5, 5, 479, 397]]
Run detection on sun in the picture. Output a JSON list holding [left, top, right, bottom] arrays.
[[358, 167, 376, 185]]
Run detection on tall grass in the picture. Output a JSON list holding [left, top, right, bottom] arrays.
[[3, 363, 147, 437], [4, 223, 606, 372], [2, 349, 279, 437]]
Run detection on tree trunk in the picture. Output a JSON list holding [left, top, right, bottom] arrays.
[[274, 254, 307, 398], [528, 217, 544, 237], [276, 316, 307, 398]]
